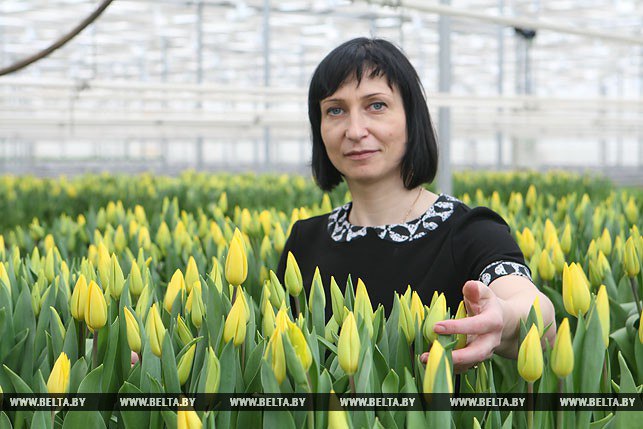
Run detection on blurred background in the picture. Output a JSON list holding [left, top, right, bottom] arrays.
[[0, 0, 642, 190]]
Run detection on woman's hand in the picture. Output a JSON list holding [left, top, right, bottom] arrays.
[[420, 280, 506, 373]]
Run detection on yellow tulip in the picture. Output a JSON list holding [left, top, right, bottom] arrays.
[[624, 237, 640, 278], [517, 325, 543, 383], [354, 278, 373, 338], [114, 225, 126, 252], [109, 254, 125, 299], [189, 285, 204, 329], [330, 276, 345, 326], [454, 301, 468, 349], [399, 297, 415, 345], [562, 263, 590, 317], [595, 285, 610, 348], [422, 340, 453, 394], [266, 330, 287, 384], [145, 303, 166, 358], [286, 321, 312, 371], [204, 346, 221, 394], [97, 243, 111, 289], [47, 352, 71, 394], [308, 266, 326, 311], [338, 311, 360, 375], [328, 389, 350, 429], [560, 223, 572, 255], [135, 284, 151, 320], [550, 318, 573, 378], [123, 306, 141, 353], [273, 223, 286, 254], [525, 185, 537, 210], [517, 227, 536, 260], [260, 235, 273, 260], [423, 293, 447, 343], [70, 274, 88, 321], [284, 252, 303, 297], [262, 299, 276, 338], [225, 229, 248, 286], [551, 242, 566, 275], [0, 262, 10, 297], [537, 250, 555, 282], [128, 260, 144, 296], [223, 297, 248, 347], [155, 221, 171, 251], [177, 409, 202, 429], [410, 291, 425, 325], [598, 228, 612, 256], [176, 315, 194, 347], [184, 257, 199, 295], [177, 344, 196, 386], [164, 269, 186, 313], [625, 197, 639, 225], [85, 280, 107, 331]]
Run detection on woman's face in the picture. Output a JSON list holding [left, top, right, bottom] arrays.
[[320, 73, 407, 188]]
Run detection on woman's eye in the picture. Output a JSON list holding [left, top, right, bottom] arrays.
[[327, 107, 343, 116], [370, 102, 386, 111]]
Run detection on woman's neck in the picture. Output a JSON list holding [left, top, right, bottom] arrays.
[[346, 181, 437, 227]]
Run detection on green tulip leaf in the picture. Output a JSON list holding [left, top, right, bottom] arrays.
[[118, 381, 151, 428]]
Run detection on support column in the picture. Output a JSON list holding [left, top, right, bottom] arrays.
[[437, 0, 453, 195]]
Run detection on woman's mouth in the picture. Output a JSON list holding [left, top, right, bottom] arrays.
[[345, 150, 378, 160]]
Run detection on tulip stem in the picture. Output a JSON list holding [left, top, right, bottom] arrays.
[[527, 382, 534, 429], [92, 331, 99, 369], [349, 375, 356, 394], [241, 342, 246, 373], [629, 277, 642, 316], [76, 320, 85, 361], [51, 409, 56, 427], [231, 284, 238, 305], [294, 296, 301, 320]]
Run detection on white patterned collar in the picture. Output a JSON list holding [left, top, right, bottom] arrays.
[[327, 193, 460, 243]]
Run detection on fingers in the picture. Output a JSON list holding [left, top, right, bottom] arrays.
[[451, 335, 499, 369], [434, 312, 502, 336]]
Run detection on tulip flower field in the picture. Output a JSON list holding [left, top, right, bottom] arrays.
[[0, 171, 641, 429]]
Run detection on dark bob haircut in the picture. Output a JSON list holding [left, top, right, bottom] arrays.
[[308, 37, 439, 191]]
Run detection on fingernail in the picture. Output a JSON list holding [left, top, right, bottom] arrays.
[[433, 324, 446, 333]]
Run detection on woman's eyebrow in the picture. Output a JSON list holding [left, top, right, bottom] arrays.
[[321, 92, 390, 104]]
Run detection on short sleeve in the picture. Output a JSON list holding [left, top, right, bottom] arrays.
[[451, 207, 532, 286]]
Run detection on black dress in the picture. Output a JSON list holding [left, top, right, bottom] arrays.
[[276, 194, 532, 321]]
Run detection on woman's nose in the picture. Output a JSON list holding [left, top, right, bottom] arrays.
[[345, 112, 368, 141]]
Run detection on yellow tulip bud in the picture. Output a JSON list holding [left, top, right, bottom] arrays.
[[560, 223, 572, 255], [625, 197, 639, 225], [454, 301, 468, 350], [177, 409, 202, 429], [410, 291, 425, 325], [109, 254, 125, 299], [551, 242, 566, 275], [204, 346, 221, 394], [135, 284, 151, 320], [550, 318, 573, 378], [114, 225, 126, 252], [184, 257, 199, 295], [189, 287, 204, 329], [286, 321, 312, 371], [44, 248, 55, 283], [399, 296, 415, 344], [423, 293, 447, 343], [177, 344, 196, 386], [97, 243, 111, 288], [47, 352, 71, 394], [223, 297, 248, 347], [31, 281, 41, 317], [85, 280, 107, 331], [330, 276, 345, 326], [517, 325, 543, 383], [265, 329, 287, 384], [145, 303, 166, 358], [164, 269, 186, 314], [70, 274, 88, 321], [595, 285, 610, 348], [129, 260, 144, 296], [598, 228, 612, 256], [537, 250, 555, 282], [123, 307, 141, 353], [225, 230, 248, 287], [262, 299, 276, 338], [338, 311, 360, 375], [423, 340, 453, 394], [155, 222, 171, 251], [0, 262, 10, 297], [273, 222, 286, 254], [260, 235, 272, 261], [308, 266, 326, 311], [354, 279, 373, 338], [624, 237, 640, 278], [176, 315, 194, 347], [0, 235, 4, 260], [284, 252, 303, 297], [525, 185, 537, 210], [562, 263, 590, 317], [328, 389, 350, 429]]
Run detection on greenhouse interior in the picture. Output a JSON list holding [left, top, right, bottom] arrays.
[[1, 1, 643, 429]]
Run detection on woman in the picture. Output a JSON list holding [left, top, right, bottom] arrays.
[[276, 37, 555, 373]]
